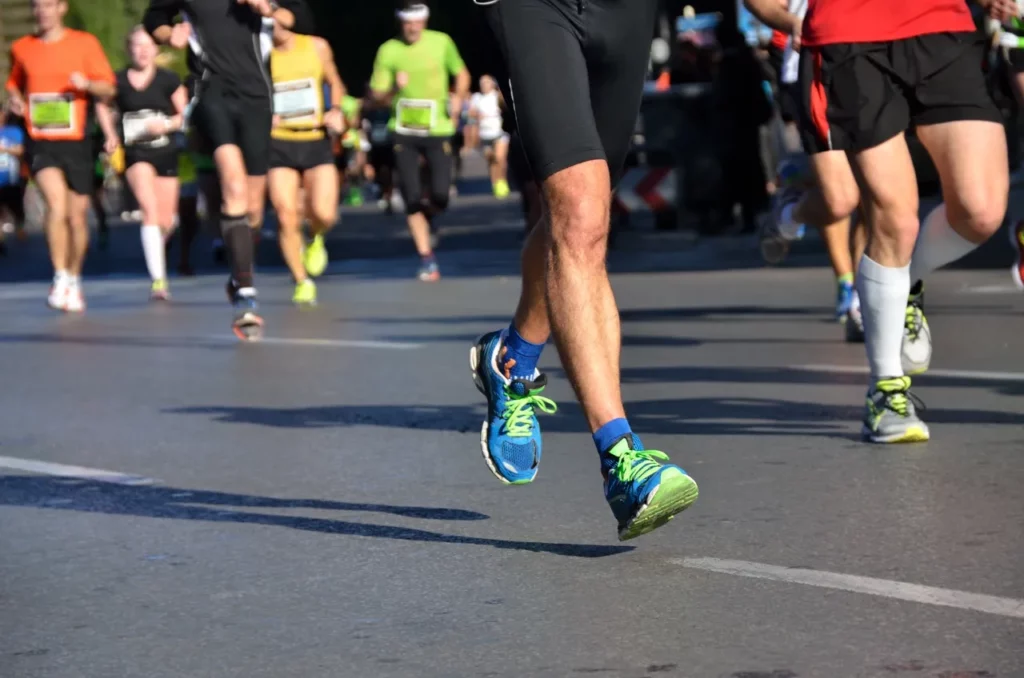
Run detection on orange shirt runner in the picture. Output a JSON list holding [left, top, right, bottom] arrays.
[[6, 29, 115, 142]]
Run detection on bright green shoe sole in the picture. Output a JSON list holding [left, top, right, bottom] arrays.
[[618, 470, 699, 541]]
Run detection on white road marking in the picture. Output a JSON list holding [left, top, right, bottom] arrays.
[[204, 336, 422, 350], [961, 284, 1021, 295], [0, 455, 157, 486], [676, 557, 1024, 620], [795, 364, 1024, 383]]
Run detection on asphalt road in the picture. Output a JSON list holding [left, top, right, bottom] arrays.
[[1, 197, 1023, 677]]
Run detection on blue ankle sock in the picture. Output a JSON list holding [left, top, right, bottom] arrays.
[[593, 418, 634, 455], [502, 324, 544, 380]]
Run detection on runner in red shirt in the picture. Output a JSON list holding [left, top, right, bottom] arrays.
[[5, 0, 116, 313], [748, 0, 1016, 444]]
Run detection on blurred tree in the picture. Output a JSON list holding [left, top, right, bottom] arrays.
[[65, 0, 151, 69]]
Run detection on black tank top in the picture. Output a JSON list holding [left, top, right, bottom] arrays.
[[115, 67, 181, 149]]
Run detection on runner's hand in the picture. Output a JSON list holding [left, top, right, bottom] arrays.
[[395, 72, 409, 90], [238, 0, 274, 18], [789, 12, 802, 50], [272, 114, 282, 129], [69, 72, 90, 92], [6, 95, 25, 117], [104, 136, 120, 156], [324, 108, 344, 135], [984, 0, 1019, 22], [169, 23, 192, 50]]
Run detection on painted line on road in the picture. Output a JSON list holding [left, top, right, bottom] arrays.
[[795, 364, 1024, 383], [675, 557, 1024, 620], [961, 284, 1022, 295], [203, 335, 422, 350], [0, 455, 157, 486]]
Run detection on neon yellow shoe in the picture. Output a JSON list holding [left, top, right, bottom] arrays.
[[150, 279, 170, 302], [303, 234, 328, 278], [493, 179, 511, 200], [292, 278, 317, 306], [862, 376, 930, 444]]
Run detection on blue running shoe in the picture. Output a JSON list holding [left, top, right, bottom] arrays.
[[836, 279, 855, 321], [470, 330, 557, 484], [602, 434, 698, 541]]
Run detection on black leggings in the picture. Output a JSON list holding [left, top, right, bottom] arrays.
[[393, 134, 452, 215]]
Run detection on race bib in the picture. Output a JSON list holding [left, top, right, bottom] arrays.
[[274, 78, 320, 126], [395, 99, 436, 136], [122, 110, 169, 148], [29, 93, 75, 132]]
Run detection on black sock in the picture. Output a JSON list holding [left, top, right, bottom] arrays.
[[221, 213, 254, 288]]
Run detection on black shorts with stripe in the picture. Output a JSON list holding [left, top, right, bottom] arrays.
[[799, 32, 1001, 155]]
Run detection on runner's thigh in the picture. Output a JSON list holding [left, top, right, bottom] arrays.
[[585, 0, 659, 186], [486, 0, 599, 182]]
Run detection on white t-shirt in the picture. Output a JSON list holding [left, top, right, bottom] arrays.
[[470, 91, 504, 140], [781, 0, 807, 85]]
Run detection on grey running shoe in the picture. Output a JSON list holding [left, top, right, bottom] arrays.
[[862, 376, 930, 444]]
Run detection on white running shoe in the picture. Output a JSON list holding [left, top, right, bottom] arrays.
[[47, 275, 69, 310], [64, 283, 86, 313]]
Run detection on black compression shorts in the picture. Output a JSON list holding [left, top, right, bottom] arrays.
[[485, 0, 658, 184], [800, 32, 1001, 154], [190, 81, 273, 176]]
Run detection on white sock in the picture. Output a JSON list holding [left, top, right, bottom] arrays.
[[909, 204, 980, 283], [141, 224, 166, 282], [857, 255, 910, 380], [54, 270, 69, 284]]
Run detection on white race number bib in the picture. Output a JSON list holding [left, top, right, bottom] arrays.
[[274, 78, 321, 126], [395, 99, 436, 136], [122, 110, 170, 148]]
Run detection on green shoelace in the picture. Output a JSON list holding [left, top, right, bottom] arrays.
[[501, 391, 557, 437], [610, 448, 670, 483]]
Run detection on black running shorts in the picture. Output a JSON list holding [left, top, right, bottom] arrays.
[[485, 0, 658, 184], [28, 139, 94, 195], [125, 146, 179, 177], [269, 138, 335, 173], [190, 81, 273, 176], [800, 32, 1002, 155]]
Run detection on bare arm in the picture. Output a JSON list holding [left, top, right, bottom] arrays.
[[315, 38, 346, 110], [144, 0, 181, 44], [450, 67, 471, 123], [742, 0, 801, 37], [168, 84, 188, 130], [87, 80, 116, 101], [95, 101, 120, 151]]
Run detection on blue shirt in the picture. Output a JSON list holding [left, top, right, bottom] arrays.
[[0, 126, 25, 188]]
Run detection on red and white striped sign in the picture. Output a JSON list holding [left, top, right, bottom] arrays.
[[613, 167, 676, 213]]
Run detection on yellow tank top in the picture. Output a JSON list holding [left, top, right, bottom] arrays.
[[270, 35, 325, 142]]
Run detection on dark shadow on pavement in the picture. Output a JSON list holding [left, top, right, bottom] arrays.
[[611, 365, 1024, 397], [169, 393, 1024, 438], [0, 476, 633, 558]]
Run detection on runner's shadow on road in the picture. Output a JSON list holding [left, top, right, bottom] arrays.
[[614, 365, 1024, 397], [169, 396, 1024, 438], [0, 476, 633, 558]]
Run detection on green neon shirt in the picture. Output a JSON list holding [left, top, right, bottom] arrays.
[[369, 30, 465, 137]]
